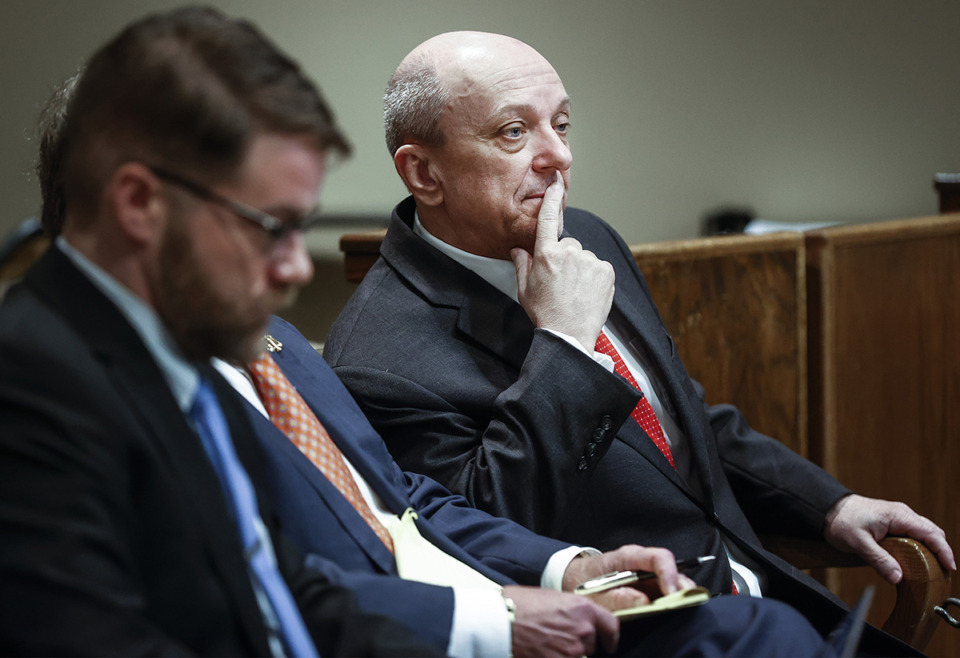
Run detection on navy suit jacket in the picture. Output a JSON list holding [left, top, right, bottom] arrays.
[[247, 316, 571, 649]]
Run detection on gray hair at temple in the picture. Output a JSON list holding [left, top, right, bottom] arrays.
[[383, 54, 447, 156]]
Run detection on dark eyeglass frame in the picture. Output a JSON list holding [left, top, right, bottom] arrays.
[[148, 166, 323, 241]]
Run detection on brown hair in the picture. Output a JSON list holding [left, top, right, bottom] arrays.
[[35, 72, 78, 236]]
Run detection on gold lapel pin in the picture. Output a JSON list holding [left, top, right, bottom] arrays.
[[264, 335, 283, 353]]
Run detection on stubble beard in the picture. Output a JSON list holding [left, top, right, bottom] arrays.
[[154, 219, 272, 365]]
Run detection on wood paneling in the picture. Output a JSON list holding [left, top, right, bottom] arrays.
[[806, 215, 960, 656], [633, 232, 807, 456]]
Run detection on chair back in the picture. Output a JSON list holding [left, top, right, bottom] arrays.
[[0, 218, 49, 299]]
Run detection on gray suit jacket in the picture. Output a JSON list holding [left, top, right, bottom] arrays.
[[325, 197, 913, 652]]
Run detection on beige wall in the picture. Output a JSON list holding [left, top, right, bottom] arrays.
[[2, 1, 960, 338], [4, 0, 960, 241]]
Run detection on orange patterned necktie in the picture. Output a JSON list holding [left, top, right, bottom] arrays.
[[248, 352, 394, 553], [594, 330, 676, 469]]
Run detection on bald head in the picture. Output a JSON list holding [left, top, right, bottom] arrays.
[[384, 31, 559, 156], [385, 31, 571, 259]]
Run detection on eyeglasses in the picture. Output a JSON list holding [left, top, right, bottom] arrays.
[[148, 166, 323, 241]]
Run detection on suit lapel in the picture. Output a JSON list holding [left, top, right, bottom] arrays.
[[382, 201, 722, 515], [268, 328, 409, 510], [262, 328, 400, 571], [607, 255, 720, 509], [381, 198, 535, 370], [266, 319, 511, 583]]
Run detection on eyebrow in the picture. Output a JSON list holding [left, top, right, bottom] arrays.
[[262, 202, 322, 222], [491, 95, 572, 121]]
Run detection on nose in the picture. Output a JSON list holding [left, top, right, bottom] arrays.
[[269, 232, 314, 286], [532, 127, 573, 173]]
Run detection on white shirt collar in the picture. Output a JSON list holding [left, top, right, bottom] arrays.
[[412, 211, 519, 301]]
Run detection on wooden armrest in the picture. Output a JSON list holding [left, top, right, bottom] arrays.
[[761, 534, 952, 650]]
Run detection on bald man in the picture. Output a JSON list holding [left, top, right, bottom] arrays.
[[324, 31, 952, 655]]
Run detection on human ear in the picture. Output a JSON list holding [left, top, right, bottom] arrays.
[[106, 162, 165, 244], [394, 144, 443, 207]]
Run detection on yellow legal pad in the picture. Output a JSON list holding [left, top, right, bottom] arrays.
[[613, 586, 711, 620]]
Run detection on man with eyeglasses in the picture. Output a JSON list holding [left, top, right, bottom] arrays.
[[0, 7, 442, 656]]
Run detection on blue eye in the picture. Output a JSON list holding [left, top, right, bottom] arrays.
[[503, 125, 524, 139]]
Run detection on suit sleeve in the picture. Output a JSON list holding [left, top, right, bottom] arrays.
[[333, 331, 641, 538], [700, 383, 851, 536], [270, 531, 445, 656], [594, 215, 852, 538], [267, 316, 574, 586], [0, 337, 197, 655], [398, 466, 573, 583]]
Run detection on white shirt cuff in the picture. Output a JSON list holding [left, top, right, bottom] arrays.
[[541, 328, 614, 372], [448, 588, 512, 658], [541, 545, 602, 591]]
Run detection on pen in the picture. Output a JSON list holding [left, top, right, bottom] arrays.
[[574, 555, 716, 595]]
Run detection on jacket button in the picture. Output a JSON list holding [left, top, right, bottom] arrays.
[[601, 415, 613, 430], [592, 428, 605, 441], [578, 457, 589, 471], [584, 442, 597, 457]]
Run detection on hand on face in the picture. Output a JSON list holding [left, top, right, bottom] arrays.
[[511, 172, 615, 353]]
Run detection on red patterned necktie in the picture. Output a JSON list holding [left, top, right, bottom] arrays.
[[594, 331, 676, 469], [248, 352, 394, 553], [593, 333, 739, 592]]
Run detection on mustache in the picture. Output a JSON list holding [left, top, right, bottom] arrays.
[[522, 174, 568, 200]]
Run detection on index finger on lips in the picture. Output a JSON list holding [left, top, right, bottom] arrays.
[[535, 171, 566, 246]]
